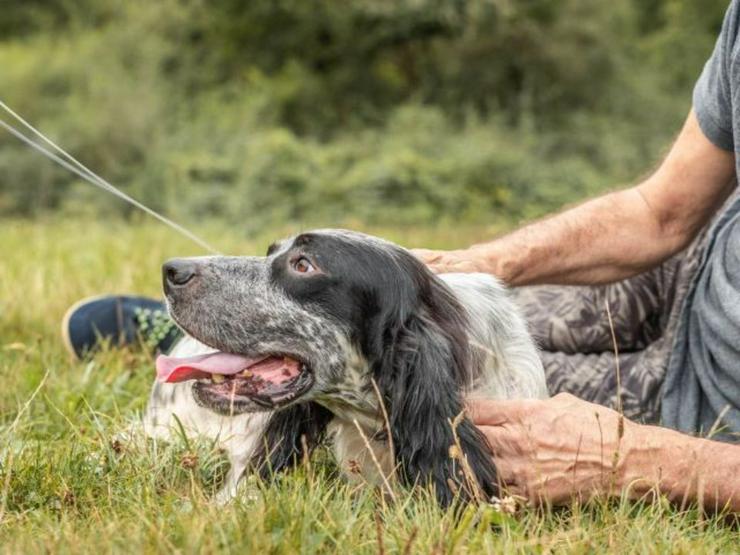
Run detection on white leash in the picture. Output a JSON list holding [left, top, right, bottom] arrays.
[[0, 100, 220, 254]]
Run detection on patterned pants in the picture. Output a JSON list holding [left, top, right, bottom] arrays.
[[511, 230, 709, 423]]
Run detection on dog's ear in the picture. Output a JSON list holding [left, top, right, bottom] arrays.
[[250, 402, 333, 479], [374, 273, 498, 506]]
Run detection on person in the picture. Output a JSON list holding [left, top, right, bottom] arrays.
[[413, 0, 740, 511], [63, 2, 740, 512]]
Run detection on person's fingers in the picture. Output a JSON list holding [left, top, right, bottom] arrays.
[[466, 397, 535, 425], [476, 424, 526, 462], [488, 441, 531, 500], [426, 264, 448, 274], [499, 482, 528, 500], [466, 399, 509, 426], [410, 248, 441, 262], [475, 425, 520, 487], [492, 461, 520, 492], [409, 249, 447, 273]]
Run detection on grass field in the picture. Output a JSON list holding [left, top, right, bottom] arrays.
[[0, 219, 737, 553]]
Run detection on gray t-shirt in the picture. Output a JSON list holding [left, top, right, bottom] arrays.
[[661, 0, 740, 441]]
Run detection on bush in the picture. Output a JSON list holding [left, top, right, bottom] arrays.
[[0, 0, 729, 227]]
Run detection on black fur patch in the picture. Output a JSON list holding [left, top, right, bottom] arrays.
[[250, 402, 333, 479], [369, 253, 498, 506], [274, 233, 498, 505]]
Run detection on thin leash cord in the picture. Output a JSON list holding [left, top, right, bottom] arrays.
[[0, 100, 220, 254]]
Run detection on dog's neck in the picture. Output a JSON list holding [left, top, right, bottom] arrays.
[[314, 342, 385, 431], [318, 389, 382, 433]]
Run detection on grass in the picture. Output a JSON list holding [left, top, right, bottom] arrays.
[[0, 218, 737, 553]]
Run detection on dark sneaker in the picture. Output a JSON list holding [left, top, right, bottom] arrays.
[[61, 295, 181, 360]]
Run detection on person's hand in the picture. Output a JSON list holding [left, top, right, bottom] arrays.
[[411, 247, 489, 274], [467, 393, 635, 505]]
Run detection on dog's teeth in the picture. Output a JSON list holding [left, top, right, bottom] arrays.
[[241, 370, 253, 378], [211, 374, 225, 384]]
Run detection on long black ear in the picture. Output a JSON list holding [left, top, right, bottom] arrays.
[[374, 274, 498, 507], [250, 402, 333, 479]]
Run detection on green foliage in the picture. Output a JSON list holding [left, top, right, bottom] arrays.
[[0, 221, 737, 552], [0, 0, 730, 228]]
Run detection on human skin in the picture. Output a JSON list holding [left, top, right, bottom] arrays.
[[468, 394, 740, 512], [414, 110, 740, 510], [414, 111, 736, 286]]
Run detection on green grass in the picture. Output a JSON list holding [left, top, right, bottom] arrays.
[[0, 219, 737, 553]]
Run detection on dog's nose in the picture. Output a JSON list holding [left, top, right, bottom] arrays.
[[163, 258, 198, 288]]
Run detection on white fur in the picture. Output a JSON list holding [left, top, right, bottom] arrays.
[[142, 272, 546, 501], [143, 338, 270, 503]]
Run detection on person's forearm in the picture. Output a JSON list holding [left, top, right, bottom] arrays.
[[414, 112, 736, 284], [621, 424, 740, 512], [442, 111, 736, 287], [470, 185, 683, 286]]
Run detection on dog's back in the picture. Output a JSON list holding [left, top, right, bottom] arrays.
[[441, 273, 547, 400]]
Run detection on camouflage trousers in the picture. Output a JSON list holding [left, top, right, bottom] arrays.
[[511, 231, 709, 424]]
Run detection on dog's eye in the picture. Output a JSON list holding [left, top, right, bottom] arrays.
[[291, 256, 316, 274]]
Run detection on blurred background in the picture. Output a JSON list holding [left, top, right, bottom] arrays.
[[0, 0, 730, 235], [3, 4, 740, 548]]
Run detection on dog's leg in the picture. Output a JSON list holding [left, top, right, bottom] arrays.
[[143, 336, 272, 502], [145, 381, 270, 504], [329, 418, 395, 490], [215, 453, 252, 505]]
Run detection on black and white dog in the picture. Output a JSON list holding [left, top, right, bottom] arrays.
[[144, 230, 546, 506]]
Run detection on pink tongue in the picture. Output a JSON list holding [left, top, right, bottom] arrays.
[[156, 352, 264, 383], [155, 352, 300, 384]]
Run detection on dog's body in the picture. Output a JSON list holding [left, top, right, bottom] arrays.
[[144, 230, 546, 505]]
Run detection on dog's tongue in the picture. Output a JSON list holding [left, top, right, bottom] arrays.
[[156, 352, 263, 383], [155, 352, 301, 384]]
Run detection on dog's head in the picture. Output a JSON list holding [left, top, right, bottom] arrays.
[[158, 229, 497, 505], [158, 229, 476, 414]]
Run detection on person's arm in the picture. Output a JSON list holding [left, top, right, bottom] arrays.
[[468, 394, 740, 512], [414, 110, 736, 286]]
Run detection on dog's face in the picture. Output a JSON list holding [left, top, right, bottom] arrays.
[[159, 230, 430, 415], [159, 228, 499, 506]]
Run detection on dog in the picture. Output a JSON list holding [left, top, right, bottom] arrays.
[[143, 229, 547, 506]]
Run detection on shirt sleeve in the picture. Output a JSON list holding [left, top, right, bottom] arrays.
[[693, 0, 740, 152]]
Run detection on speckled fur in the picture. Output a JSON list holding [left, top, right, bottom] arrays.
[[143, 229, 546, 503]]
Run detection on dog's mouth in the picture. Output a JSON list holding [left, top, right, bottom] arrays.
[[155, 352, 314, 414]]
